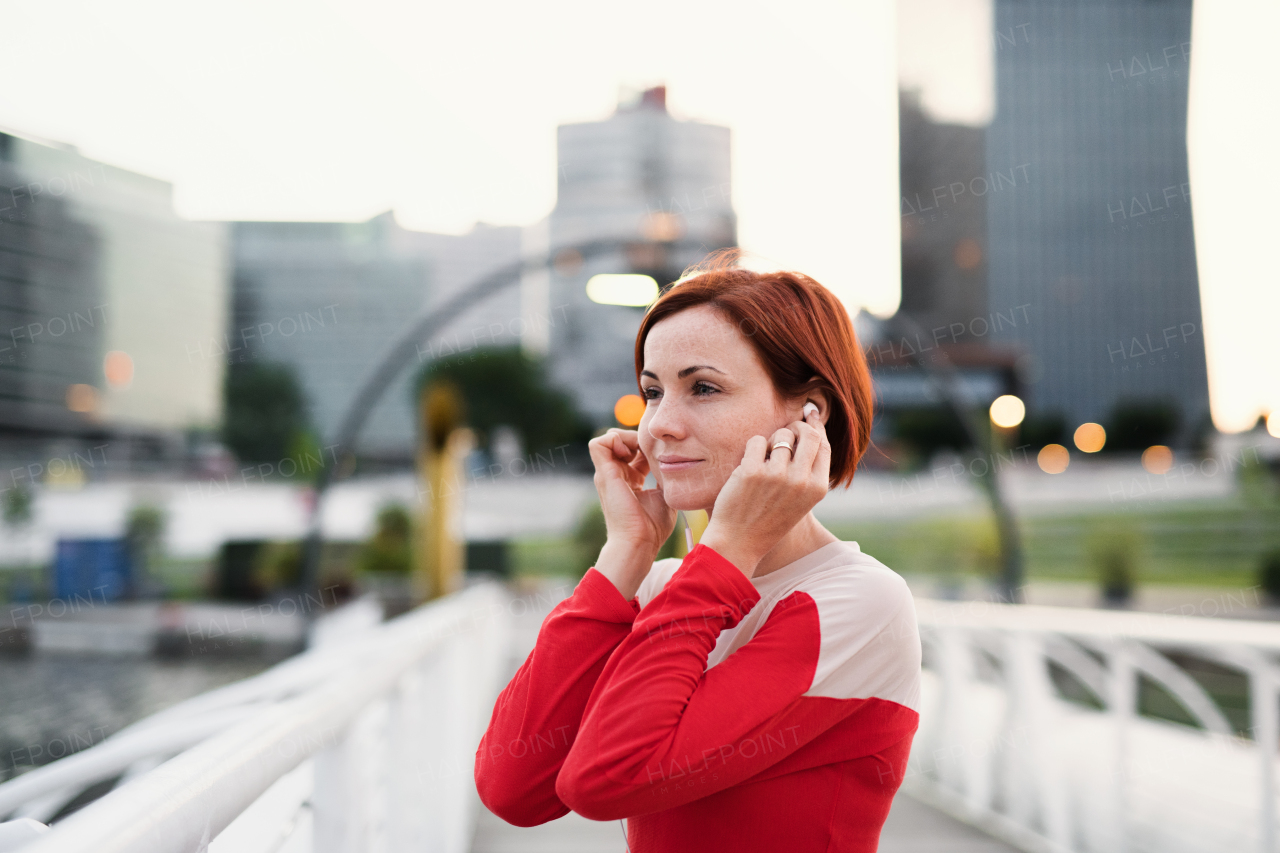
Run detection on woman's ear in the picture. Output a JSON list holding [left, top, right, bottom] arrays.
[[799, 388, 832, 425]]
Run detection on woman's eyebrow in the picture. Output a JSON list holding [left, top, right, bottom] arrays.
[[677, 365, 724, 379]]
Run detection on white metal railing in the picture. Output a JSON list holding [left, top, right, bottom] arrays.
[[909, 598, 1280, 853], [0, 583, 509, 853]]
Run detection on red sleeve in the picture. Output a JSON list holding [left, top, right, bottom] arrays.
[[556, 544, 862, 821], [474, 567, 640, 826]]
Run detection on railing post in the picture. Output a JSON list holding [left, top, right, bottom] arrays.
[[936, 628, 979, 805], [1108, 640, 1135, 853], [1251, 659, 1278, 853], [1001, 631, 1070, 848]]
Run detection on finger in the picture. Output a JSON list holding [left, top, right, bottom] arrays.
[[742, 434, 770, 468], [628, 445, 652, 478], [787, 420, 821, 473], [766, 427, 797, 471], [607, 429, 640, 461], [588, 434, 639, 485], [811, 423, 832, 483]]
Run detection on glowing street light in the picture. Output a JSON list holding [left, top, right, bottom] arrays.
[[1142, 445, 1174, 474], [1038, 444, 1070, 473], [614, 394, 645, 427], [1074, 422, 1106, 453], [989, 394, 1026, 428], [586, 274, 659, 307], [104, 350, 134, 389]]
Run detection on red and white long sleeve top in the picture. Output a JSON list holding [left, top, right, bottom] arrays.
[[474, 540, 922, 852]]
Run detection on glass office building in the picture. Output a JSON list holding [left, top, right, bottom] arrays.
[[985, 0, 1210, 440]]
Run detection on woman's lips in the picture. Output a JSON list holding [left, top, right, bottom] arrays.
[[657, 456, 703, 472]]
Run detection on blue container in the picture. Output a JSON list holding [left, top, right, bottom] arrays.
[[53, 538, 132, 603]]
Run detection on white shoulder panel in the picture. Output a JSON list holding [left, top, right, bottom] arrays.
[[636, 556, 684, 610], [798, 556, 922, 711]]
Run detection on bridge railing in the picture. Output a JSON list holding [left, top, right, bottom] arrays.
[[908, 598, 1280, 853], [0, 583, 510, 853]]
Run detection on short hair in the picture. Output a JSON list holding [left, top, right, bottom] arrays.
[[634, 257, 873, 489]]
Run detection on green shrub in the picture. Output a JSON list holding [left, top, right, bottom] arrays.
[[252, 541, 303, 592], [571, 501, 609, 578], [1088, 526, 1141, 604], [358, 505, 414, 575], [1259, 550, 1280, 605]]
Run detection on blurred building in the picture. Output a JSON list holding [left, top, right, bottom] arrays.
[[230, 215, 522, 460], [0, 130, 226, 466], [985, 0, 1210, 440], [881, 91, 1023, 424], [545, 86, 737, 422], [897, 90, 990, 340]]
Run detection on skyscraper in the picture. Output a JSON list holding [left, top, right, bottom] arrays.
[[985, 0, 1209, 440], [898, 89, 989, 340], [546, 87, 736, 422]]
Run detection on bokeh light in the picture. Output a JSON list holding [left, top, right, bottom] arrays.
[[1038, 444, 1070, 474], [1268, 411, 1280, 438], [1073, 422, 1106, 453], [989, 394, 1026, 428], [954, 238, 983, 270], [614, 394, 645, 426], [1142, 445, 1174, 474], [65, 384, 98, 414], [586, 274, 659, 307], [104, 350, 134, 388]]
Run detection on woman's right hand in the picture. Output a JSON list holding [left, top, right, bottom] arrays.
[[588, 428, 676, 554], [586, 429, 677, 599]]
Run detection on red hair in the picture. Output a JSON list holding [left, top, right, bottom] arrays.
[[634, 257, 873, 489]]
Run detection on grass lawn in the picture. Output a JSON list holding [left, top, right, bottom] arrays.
[[829, 498, 1280, 588], [510, 497, 1280, 590]]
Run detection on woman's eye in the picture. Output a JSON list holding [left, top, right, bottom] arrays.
[[643, 387, 661, 400], [692, 382, 718, 397]]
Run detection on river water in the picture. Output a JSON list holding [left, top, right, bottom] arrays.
[[0, 654, 272, 783]]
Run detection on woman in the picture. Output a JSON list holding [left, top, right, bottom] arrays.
[[474, 263, 921, 852]]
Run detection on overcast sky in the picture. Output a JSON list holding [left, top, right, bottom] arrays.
[[2, 0, 1275, 430]]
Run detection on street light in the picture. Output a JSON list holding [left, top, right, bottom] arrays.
[[989, 394, 1026, 428], [1074, 422, 1106, 452], [586, 273, 659, 306]]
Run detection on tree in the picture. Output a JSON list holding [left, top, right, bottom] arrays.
[[889, 407, 972, 462], [358, 504, 413, 575], [222, 362, 311, 464], [1106, 398, 1180, 451], [416, 346, 593, 461], [1019, 411, 1067, 449]]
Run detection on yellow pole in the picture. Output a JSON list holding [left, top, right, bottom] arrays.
[[414, 382, 470, 602]]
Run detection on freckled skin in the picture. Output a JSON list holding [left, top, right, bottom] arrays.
[[638, 305, 793, 511], [589, 303, 838, 596]]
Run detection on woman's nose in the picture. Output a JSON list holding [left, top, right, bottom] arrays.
[[645, 398, 686, 441]]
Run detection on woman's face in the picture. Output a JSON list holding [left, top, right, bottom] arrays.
[[638, 304, 796, 511]]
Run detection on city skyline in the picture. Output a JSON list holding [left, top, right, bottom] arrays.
[[2, 0, 1275, 431]]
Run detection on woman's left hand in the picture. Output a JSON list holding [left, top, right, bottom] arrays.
[[698, 407, 831, 577]]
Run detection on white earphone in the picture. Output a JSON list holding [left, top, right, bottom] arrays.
[[803, 401, 819, 419]]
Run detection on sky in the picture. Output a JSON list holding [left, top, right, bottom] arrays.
[[0, 0, 898, 313], [1, 0, 1276, 431]]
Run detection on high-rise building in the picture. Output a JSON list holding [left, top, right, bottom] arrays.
[[898, 89, 989, 340], [230, 214, 523, 459], [546, 86, 736, 422], [0, 130, 227, 454], [985, 0, 1209, 439]]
